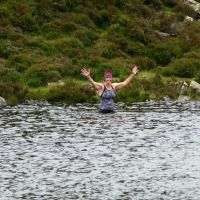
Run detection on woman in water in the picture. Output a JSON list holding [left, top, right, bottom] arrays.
[[81, 65, 139, 113]]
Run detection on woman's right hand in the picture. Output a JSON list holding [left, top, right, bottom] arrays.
[[81, 68, 90, 77], [131, 64, 139, 75]]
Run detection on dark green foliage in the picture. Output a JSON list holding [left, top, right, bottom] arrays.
[[115, 0, 128, 8], [53, 0, 83, 12], [174, 1, 196, 18], [25, 65, 61, 87], [0, 40, 16, 58], [116, 81, 149, 102], [143, 0, 163, 9], [106, 32, 143, 56], [149, 38, 190, 66], [93, 9, 112, 28], [126, 18, 151, 44], [181, 22, 200, 46], [7, 53, 34, 72], [162, 58, 200, 78], [73, 28, 99, 46], [0, 66, 21, 83], [0, 81, 28, 105], [195, 71, 200, 84], [27, 80, 97, 104], [134, 56, 156, 70], [46, 83, 96, 103], [162, 0, 176, 7]]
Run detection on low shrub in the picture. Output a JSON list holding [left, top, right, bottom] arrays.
[[53, 0, 81, 12], [0, 40, 17, 58], [89, 39, 122, 60], [69, 12, 96, 29], [27, 79, 97, 104], [106, 32, 138, 56], [100, 58, 135, 78], [134, 56, 156, 70], [143, 0, 162, 9], [159, 12, 176, 33], [41, 36, 84, 57], [41, 19, 79, 35], [181, 22, 200, 46], [0, 5, 10, 18], [115, 0, 128, 8], [162, 0, 176, 7], [0, 66, 22, 83], [15, 13, 39, 32], [184, 50, 200, 59], [175, 1, 196, 18], [73, 28, 99, 46], [116, 80, 149, 102], [149, 38, 190, 66], [162, 58, 200, 78], [7, 53, 35, 72], [25, 65, 61, 87], [126, 18, 149, 44], [0, 81, 28, 105], [195, 71, 200, 84], [62, 22, 79, 33]]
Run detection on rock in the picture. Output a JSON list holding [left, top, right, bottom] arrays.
[[155, 30, 171, 38], [184, 16, 194, 22], [48, 80, 65, 87], [189, 80, 200, 94], [25, 99, 50, 106], [184, 0, 200, 14], [178, 95, 190, 101], [162, 96, 171, 101], [0, 96, 6, 106]]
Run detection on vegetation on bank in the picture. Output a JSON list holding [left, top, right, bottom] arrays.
[[0, 0, 200, 105]]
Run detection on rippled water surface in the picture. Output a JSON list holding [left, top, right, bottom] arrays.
[[1, 101, 200, 200]]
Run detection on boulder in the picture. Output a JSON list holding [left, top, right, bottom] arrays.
[[178, 95, 190, 101], [48, 80, 65, 87], [189, 80, 200, 94], [155, 30, 171, 38], [184, 0, 200, 14], [0, 96, 6, 106], [162, 96, 171, 101], [184, 16, 194, 22]]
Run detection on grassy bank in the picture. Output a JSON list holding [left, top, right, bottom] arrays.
[[23, 71, 199, 105]]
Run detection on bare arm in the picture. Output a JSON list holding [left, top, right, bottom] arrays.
[[112, 65, 139, 90], [81, 68, 103, 90]]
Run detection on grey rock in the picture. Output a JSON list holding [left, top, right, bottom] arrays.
[[189, 80, 200, 94], [0, 96, 6, 106]]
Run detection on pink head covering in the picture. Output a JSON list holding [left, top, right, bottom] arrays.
[[104, 70, 112, 78]]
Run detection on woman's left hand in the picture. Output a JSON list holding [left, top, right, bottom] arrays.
[[131, 64, 139, 75]]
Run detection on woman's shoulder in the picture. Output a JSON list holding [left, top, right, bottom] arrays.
[[111, 83, 118, 89]]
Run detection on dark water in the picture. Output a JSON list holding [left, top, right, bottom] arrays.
[[0, 101, 200, 200]]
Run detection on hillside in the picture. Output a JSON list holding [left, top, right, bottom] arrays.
[[0, 0, 200, 104]]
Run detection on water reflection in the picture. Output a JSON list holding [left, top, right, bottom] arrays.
[[0, 101, 200, 199]]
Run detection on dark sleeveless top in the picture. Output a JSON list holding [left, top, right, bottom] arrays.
[[99, 85, 116, 113]]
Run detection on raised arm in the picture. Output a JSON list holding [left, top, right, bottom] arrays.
[[112, 65, 139, 90], [81, 68, 103, 90]]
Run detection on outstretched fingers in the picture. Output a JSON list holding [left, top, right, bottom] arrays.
[[81, 68, 90, 77], [131, 64, 139, 75]]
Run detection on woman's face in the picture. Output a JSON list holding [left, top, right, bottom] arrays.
[[104, 76, 112, 83]]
